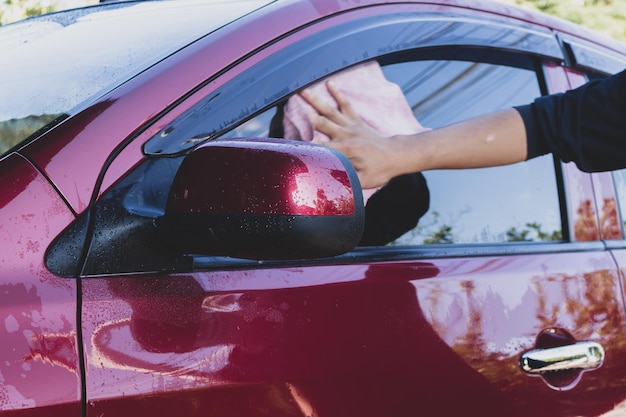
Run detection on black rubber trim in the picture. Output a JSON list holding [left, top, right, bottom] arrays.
[[191, 241, 606, 272]]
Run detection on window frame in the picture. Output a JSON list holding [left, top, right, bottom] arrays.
[[62, 7, 596, 277], [152, 9, 587, 269], [187, 71, 584, 267], [143, 9, 564, 156]]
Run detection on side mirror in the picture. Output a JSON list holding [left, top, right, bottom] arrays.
[[162, 138, 364, 260]]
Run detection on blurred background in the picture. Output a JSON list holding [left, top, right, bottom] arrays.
[[1, 0, 96, 24], [1, 0, 626, 42]]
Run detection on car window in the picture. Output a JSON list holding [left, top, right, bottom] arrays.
[[54, 9, 569, 277], [383, 60, 561, 245], [222, 60, 562, 246]]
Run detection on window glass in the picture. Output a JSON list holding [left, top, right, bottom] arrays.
[[383, 60, 561, 244], [220, 108, 276, 139], [219, 59, 562, 246], [383, 61, 539, 128]]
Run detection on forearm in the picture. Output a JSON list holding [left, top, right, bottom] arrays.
[[301, 80, 530, 189], [390, 108, 528, 175]]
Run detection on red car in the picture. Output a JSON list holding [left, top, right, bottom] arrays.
[[3, 0, 626, 416]]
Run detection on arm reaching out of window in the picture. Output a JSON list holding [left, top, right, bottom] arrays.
[[301, 81, 527, 189], [302, 69, 626, 189]]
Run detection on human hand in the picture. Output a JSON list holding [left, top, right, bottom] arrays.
[[299, 81, 401, 189]]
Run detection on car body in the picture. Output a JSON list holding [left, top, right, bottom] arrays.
[[3, 0, 626, 416]]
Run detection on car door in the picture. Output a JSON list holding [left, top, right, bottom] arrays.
[[567, 31, 626, 415], [39, 3, 626, 417]]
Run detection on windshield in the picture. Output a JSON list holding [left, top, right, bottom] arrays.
[[0, 0, 273, 157]]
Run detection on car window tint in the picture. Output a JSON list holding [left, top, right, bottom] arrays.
[[219, 60, 562, 246], [382, 60, 562, 245]]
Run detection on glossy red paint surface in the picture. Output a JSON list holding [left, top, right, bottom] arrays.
[[0, 154, 79, 411], [169, 140, 355, 216], [4, 0, 626, 416], [79, 252, 626, 417], [592, 172, 623, 240]]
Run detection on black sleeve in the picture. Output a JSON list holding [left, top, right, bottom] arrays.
[[516, 69, 626, 172]]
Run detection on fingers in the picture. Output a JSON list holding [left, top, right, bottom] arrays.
[[297, 79, 393, 189], [299, 86, 339, 123], [300, 81, 370, 144], [300, 80, 358, 125], [299, 95, 341, 142], [325, 81, 358, 120]]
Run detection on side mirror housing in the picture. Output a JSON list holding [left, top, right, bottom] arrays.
[[163, 138, 364, 260]]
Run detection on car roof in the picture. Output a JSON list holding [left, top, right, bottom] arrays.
[[0, 0, 275, 123]]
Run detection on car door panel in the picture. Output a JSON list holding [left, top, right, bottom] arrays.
[[79, 249, 626, 417], [80, 263, 512, 417]]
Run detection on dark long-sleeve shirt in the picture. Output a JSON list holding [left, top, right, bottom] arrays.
[[516, 69, 626, 172]]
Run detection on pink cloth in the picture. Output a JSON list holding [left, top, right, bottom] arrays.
[[282, 61, 429, 201]]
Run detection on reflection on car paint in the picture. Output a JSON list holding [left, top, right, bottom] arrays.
[[78, 251, 626, 416], [0, 155, 79, 410]]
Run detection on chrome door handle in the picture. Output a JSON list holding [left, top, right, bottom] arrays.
[[520, 341, 605, 374]]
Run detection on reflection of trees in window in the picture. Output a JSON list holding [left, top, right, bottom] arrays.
[[424, 224, 454, 245], [392, 210, 465, 245], [0, 114, 61, 156], [505, 222, 562, 242], [392, 209, 562, 245]]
